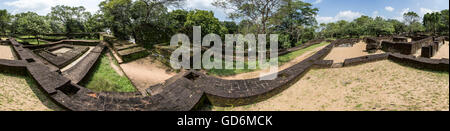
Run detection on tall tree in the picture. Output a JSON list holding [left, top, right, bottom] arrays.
[[12, 12, 50, 45], [423, 12, 441, 35], [387, 19, 406, 35], [272, 0, 318, 45], [100, 0, 134, 40], [0, 9, 10, 35], [184, 10, 228, 38], [49, 5, 89, 34], [439, 9, 449, 35], [403, 11, 420, 35], [213, 0, 282, 34]]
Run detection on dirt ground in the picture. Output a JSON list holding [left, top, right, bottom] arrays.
[[0, 73, 64, 111], [324, 42, 384, 63], [119, 56, 176, 95], [0, 45, 16, 60], [221, 45, 327, 80], [432, 41, 449, 59], [209, 60, 449, 111]]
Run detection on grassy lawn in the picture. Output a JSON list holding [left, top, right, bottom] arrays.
[[15, 38, 48, 45], [81, 54, 136, 92], [207, 41, 330, 76]]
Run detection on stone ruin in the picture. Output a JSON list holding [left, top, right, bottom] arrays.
[[0, 35, 448, 111]]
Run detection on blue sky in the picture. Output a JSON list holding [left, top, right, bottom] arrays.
[[1, 0, 449, 24]]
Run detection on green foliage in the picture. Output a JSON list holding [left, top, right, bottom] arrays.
[[12, 12, 50, 45], [184, 10, 228, 37], [272, 0, 318, 47], [213, 0, 283, 34], [49, 5, 93, 34], [424, 11, 448, 35], [440, 9, 450, 35], [168, 9, 189, 33], [221, 21, 239, 34], [100, 0, 133, 40], [387, 19, 406, 34], [82, 54, 136, 92], [0, 9, 11, 35], [403, 11, 423, 34]]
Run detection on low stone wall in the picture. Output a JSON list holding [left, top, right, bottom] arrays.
[[393, 37, 409, 42], [314, 60, 334, 68], [34, 46, 89, 68], [200, 43, 335, 106], [388, 53, 449, 72], [333, 38, 361, 47], [62, 44, 105, 84], [343, 53, 389, 67], [365, 37, 393, 52]]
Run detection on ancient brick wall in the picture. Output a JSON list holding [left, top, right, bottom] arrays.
[[388, 53, 449, 72], [343, 53, 390, 67]]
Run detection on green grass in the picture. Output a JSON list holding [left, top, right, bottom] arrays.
[[207, 41, 331, 76], [278, 41, 330, 65], [81, 54, 136, 92], [15, 38, 48, 45]]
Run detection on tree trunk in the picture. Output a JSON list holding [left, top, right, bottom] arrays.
[[35, 35, 40, 45]]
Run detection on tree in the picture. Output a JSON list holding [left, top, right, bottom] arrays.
[[403, 11, 420, 35], [439, 9, 449, 35], [184, 10, 228, 38], [84, 12, 106, 33], [0, 9, 11, 35], [370, 17, 394, 36], [272, 0, 318, 46], [221, 21, 239, 34], [12, 12, 50, 45], [213, 0, 282, 34], [100, 0, 134, 40], [168, 9, 189, 34], [387, 19, 406, 35], [423, 12, 441, 35], [49, 5, 89, 34], [354, 15, 373, 36], [100, 0, 184, 46]]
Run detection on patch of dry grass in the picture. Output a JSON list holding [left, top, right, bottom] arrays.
[[210, 60, 449, 111], [0, 73, 64, 111]]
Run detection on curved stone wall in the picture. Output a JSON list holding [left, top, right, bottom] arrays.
[[1, 37, 448, 111]]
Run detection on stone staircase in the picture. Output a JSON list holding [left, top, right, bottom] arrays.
[[103, 35, 149, 63]]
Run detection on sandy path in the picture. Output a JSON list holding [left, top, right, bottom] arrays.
[[0, 45, 16, 60], [120, 56, 176, 95], [432, 41, 449, 59], [0, 73, 64, 111], [209, 60, 449, 111], [324, 42, 384, 63], [221, 45, 327, 80]]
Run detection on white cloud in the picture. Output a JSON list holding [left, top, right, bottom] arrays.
[[317, 10, 364, 23], [313, 0, 323, 4], [372, 11, 379, 17], [4, 0, 103, 15], [420, 8, 438, 16], [385, 6, 394, 12], [400, 8, 410, 15]]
